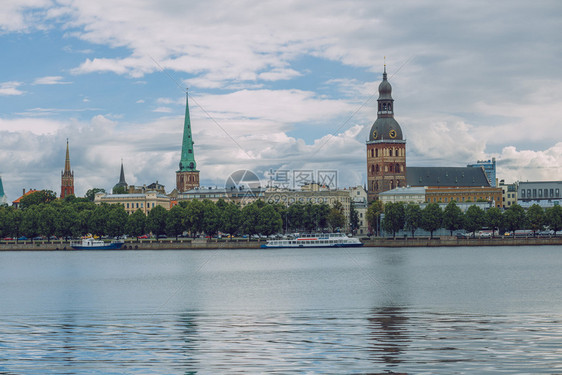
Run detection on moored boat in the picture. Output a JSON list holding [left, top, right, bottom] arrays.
[[261, 233, 363, 249], [71, 238, 124, 250]]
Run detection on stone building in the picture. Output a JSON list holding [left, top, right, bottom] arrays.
[[366, 65, 406, 201], [95, 191, 171, 215]]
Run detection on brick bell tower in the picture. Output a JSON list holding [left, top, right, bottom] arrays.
[[61, 139, 75, 199], [176, 91, 200, 192], [366, 65, 406, 202]]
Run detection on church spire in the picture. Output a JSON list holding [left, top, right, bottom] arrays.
[[0, 175, 6, 205], [178, 91, 197, 172], [176, 91, 200, 192], [119, 159, 127, 185], [60, 139, 74, 199]]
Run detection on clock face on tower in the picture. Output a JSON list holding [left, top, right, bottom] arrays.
[[372, 130, 378, 139], [389, 129, 397, 138]]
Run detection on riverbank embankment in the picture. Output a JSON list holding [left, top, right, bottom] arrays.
[[1, 236, 562, 251]]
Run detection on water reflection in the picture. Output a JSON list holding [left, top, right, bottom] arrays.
[[368, 307, 410, 368]]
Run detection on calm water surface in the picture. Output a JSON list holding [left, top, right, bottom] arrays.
[[1, 246, 561, 374]]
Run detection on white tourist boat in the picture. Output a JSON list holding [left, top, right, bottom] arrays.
[[261, 233, 363, 249], [71, 238, 125, 250]]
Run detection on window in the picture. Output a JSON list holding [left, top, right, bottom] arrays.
[[538, 189, 542, 198], [126, 203, 130, 208], [550, 189, 554, 197], [375, 149, 379, 157], [533, 189, 537, 198], [545, 189, 549, 197], [521, 190, 525, 198], [389, 149, 393, 157], [527, 189, 531, 198], [556, 188, 560, 197]]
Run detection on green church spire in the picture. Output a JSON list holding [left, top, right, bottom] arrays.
[[178, 92, 198, 172]]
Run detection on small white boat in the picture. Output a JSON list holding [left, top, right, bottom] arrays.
[[71, 238, 124, 250], [261, 233, 363, 249]]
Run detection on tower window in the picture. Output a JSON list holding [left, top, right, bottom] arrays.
[[389, 149, 393, 157], [375, 149, 379, 157]]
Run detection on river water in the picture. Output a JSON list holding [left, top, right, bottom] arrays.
[[0, 246, 561, 374]]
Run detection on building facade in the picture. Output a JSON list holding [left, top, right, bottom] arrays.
[[176, 92, 200, 192], [95, 191, 171, 215], [499, 180, 518, 208], [425, 186, 502, 207], [349, 185, 369, 235], [366, 65, 406, 202], [60, 140, 74, 199], [518, 181, 561, 208]]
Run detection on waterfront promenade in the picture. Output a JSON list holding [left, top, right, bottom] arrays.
[[1, 236, 561, 250]]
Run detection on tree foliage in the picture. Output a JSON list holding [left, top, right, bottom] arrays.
[[442, 200, 463, 236], [383, 202, 405, 237], [420, 203, 442, 239]]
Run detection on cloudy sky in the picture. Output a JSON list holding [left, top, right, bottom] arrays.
[[1, 0, 561, 200]]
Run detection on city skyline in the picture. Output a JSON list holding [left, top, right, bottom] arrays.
[[1, 1, 561, 200]]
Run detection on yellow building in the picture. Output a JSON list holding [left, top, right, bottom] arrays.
[[94, 191, 171, 215]]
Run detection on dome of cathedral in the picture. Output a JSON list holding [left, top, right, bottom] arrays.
[[369, 117, 403, 141], [378, 78, 392, 99]]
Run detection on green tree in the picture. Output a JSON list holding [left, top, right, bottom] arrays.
[[219, 202, 241, 236], [88, 204, 110, 237], [38, 205, 58, 240], [201, 200, 220, 237], [166, 205, 186, 239], [442, 200, 464, 236], [241, 202, 261, 236], [382, 202, 405, 238], [185, 200, 205, 235], [57, 205, 80, 239], [147, 205, 168, 237], [126, 209, 147, 237], [420, 203, 443, 239], [327, 201, 346, 232], [0, 207, 15, 238], [257, 204, 282, 236], [20, 207, 40, 239], [503, 204, 527, 235], [485, 207, 503, 235], [404, 203, 422, 237], [112, 186, 128, 195], [19, 190, 57, 209], [463, 205, 485, 237], [526, 204, 544, 236], [106, 205, 128, 237], [287, 203, 305, 231], [545, 205, 562, 233], [366, 200, 384, 236], [85, 188, 106, 202]]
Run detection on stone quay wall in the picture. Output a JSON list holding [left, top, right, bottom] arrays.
[[1, 236, 561, 251]]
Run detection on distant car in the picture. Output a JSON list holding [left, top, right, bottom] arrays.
[[2, 237, 13, 241], [157, 234, 167, 239], [137, 234, 149, 239], [18, 236, 28, 241]]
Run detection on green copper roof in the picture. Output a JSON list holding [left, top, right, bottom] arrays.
[[0, 175, 5, 197], [178, 92, 198, 172]]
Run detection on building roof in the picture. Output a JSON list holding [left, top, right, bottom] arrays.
[[368, 65, 404, 142], [379, 186, 426, 196], [12, 189, 38, 204], [406, 167, 490, 187]]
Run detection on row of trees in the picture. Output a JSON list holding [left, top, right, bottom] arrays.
[[367, 200, 562, 238], [0, 191, 348, 240]]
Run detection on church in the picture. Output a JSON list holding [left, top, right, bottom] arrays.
[[366, 65, 501, 206]]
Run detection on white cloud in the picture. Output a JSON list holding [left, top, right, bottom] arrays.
[[0, 81, 24, 96], [33, 76, 71, 85]]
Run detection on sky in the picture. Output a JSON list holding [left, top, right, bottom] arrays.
[[1, 0, 561, 200]]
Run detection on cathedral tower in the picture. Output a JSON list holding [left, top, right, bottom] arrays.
[[60, 139, 75, 199], [176, 92, 200, 192], [366, 65, 406, 201]]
